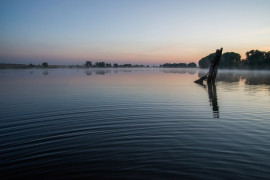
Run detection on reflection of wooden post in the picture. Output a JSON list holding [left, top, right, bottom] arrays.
[[207, 48, 223, 83], [207, 82, 219, 118]]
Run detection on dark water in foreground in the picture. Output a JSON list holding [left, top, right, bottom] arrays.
[[1, 68, 270, 179]]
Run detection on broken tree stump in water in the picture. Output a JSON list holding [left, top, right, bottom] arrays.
[[195, 48, 223, 84]]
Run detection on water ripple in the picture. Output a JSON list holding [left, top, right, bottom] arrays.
[[1, 69, 270, 179]]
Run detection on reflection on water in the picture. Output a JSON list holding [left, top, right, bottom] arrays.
[[244, 72, 270, 85], [198, 69, 270, 86], [84, 68, 134, 76], [162, 68, 198, 74], [195, 79, 219, 118], [197, 69, 270, 118], [207, 83, 219, 118], [84, 68, 198, 76], [85, 70, 92, 76], [42, 70, 48, 75], [1, 68, 270, 179]]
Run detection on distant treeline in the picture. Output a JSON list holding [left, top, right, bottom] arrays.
[[84, 61, 155, 68], [0, 62, 84, 69], [0, 62, 155, 69], [160, 62, 197, 68], [199, 50, 270, 69], [85, 61, 198, 68]]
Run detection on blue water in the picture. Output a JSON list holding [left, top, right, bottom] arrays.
[[1, 68, 270, 179]]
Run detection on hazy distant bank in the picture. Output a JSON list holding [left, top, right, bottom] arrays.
[[0, 63, 80, 69], [2, 48, 270, 70]]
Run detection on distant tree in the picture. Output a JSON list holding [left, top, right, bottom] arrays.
[[105, 63, 112, 67], [187, 62, 197, 68], [239, 59, 248, 69], [113, 63, 119, 68], [85, 61, 92, 68], [198, 53, 215, 69], [198, 49, 270, 69], [265, 51, 270, 69], [95, 62, 105, 67], [42, 62, 48, 67], [246, 50, 265, 69], [123, 64, 132, 68], [220, 52, 241, 69], [162, 63, 188, 68], [29, 63, 34, 68], [199, 52, 241, 69]]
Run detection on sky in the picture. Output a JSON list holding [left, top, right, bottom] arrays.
[[0, 0, 270, 65]]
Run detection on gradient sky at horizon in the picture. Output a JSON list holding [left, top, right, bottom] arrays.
[[0, 0, 270, 65]]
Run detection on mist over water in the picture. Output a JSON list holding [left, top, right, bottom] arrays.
[[1, 68, 270, 179]]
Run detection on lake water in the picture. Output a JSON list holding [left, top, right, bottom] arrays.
[[1, 68, 270, 179]]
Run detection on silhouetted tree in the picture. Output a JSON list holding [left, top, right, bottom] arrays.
[[265, 51, 270, 69], [85, 61, 92, 68], [113, 63, 119, 68], [187, 62, 197, 68], [246, 50, 265, 69], [199, 52, 241, 69], [220, 52, 241, 69], [198, 53, 215, 69], [123, 64, 132, 68], [162, 63, 188, 68], [105, 63, 112, 67], [42, 62, 48, 67], [95, 62, 105, 67], [198, 50, 270, 69]]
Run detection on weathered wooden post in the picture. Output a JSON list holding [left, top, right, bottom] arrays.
[[194, 47, 223, 84], [207, 48, 223, 83]]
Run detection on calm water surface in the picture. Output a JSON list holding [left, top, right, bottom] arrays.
[[1, 68, 270, 179]]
